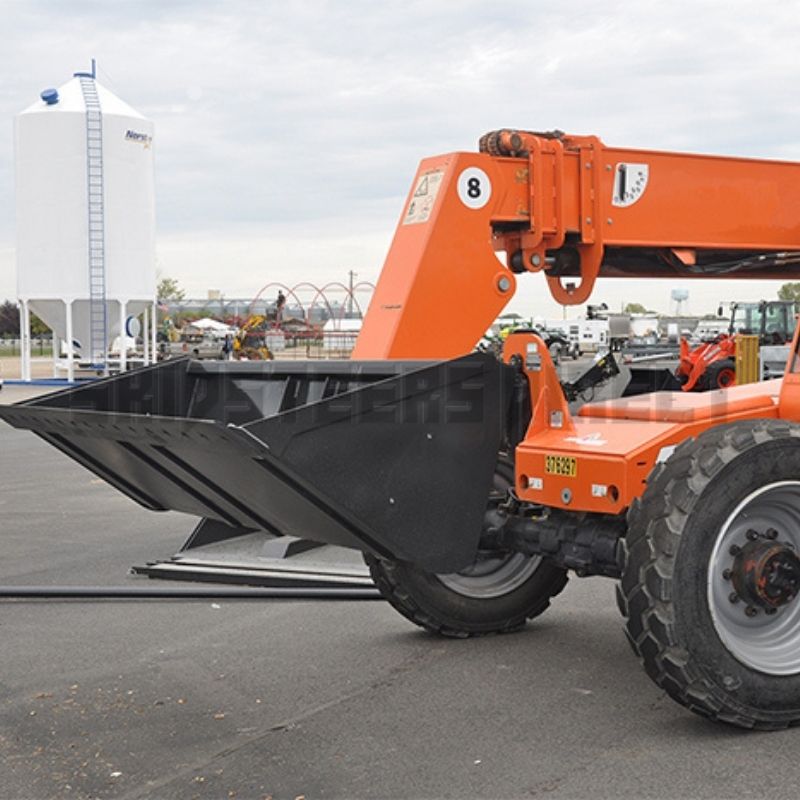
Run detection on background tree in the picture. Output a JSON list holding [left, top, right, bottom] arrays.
[[29, 313, 49, 335], [156, 277, 187, 326], [0, 300, 19, 337], [778, 282, 800, 303], [0, 301, 48, 337], [624, 302, 648, 314], [157, 277, 186, 302]]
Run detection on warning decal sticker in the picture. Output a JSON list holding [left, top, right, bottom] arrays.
[[403, 170, 444, 225]]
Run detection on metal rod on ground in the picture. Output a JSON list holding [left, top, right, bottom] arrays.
[[0, 586, 381, 600]]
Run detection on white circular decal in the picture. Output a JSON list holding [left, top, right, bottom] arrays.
[[125, 315, 142, 337], [457, 167, 492, 209]]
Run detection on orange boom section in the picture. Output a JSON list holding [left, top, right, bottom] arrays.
[[354, 130, 800, 360]]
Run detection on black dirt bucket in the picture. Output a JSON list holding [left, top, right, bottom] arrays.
[[623, 366, 683, 397], [0, 355, 513, 573]]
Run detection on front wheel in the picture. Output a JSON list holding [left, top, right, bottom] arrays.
[[621, 420, 800, 729], [699, 357, 736, 390], [365, 459, 568, 637]]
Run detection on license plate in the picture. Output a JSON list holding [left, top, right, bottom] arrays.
[[545, 455, 577, 477]]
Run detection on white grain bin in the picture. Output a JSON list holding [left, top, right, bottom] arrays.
[[15, 68, 156, 380]]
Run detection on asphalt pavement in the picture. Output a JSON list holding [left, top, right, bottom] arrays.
[[2, 381, 800, 800]]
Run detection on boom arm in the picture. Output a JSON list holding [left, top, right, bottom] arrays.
[[353, 129, 800, 360]]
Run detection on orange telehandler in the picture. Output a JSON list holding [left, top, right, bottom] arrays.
[[6, 129, 800, 729]]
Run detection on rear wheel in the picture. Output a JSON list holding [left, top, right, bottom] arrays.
[[365, 458, 568, 637], [621, 420, 800, 729]]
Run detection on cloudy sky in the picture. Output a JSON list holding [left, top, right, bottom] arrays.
[[1, 0, 800, 319]]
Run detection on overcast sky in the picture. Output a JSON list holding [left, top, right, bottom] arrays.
[[2, 0, 800, 319]]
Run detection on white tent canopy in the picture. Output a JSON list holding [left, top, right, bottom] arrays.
[[186, 317, 235, 332]]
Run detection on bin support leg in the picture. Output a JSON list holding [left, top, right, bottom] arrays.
[[65, 300, 75, 384], [20, 300, 31, 382], [52, 333, 59, 377], [119, 300, 127, 373], [143, 304, 150, 365], [151, 301, 157, 365]]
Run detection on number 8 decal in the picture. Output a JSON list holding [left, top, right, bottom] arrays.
[[457, 167, 492, 210]]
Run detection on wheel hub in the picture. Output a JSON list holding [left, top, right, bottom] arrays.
[[709, 481, 800, 675], [731, 535, 800, 610]]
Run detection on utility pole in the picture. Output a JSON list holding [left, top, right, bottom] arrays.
[[348, 270, 357, 317]]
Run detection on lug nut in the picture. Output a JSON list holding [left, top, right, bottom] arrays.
[[729, 592, 740, 604], [745, 606, 759, 617], [766, 528, 779, 540], [722, 568, 732, 580], [766, 607, 779, 616], [746, 529, 760, 541], [729, 544, 741, 556]]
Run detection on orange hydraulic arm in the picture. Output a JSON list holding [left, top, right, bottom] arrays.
[[353, 129, 800, 361]]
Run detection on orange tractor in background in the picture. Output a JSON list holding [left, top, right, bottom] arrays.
[[626, 299, 798, 395], [676, 300, 796, 390], [6, 128, 800, 729]]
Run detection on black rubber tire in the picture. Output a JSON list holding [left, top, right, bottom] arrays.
[[548, 341, 562, 365], [365, 459, 568, 638], [620, 419, 800, 729], [698, 358, 736, 391], [366, 554, 568, 638]]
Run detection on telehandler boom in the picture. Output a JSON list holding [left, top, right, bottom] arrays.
[[5, 129, 800, 729], [355, 128, 800, 357]]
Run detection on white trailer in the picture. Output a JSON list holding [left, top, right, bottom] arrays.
[[545, 319, 610, 353]]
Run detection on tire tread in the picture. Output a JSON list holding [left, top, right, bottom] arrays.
[[621, 419, 800, 729], [365, 554, 568, 638]]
